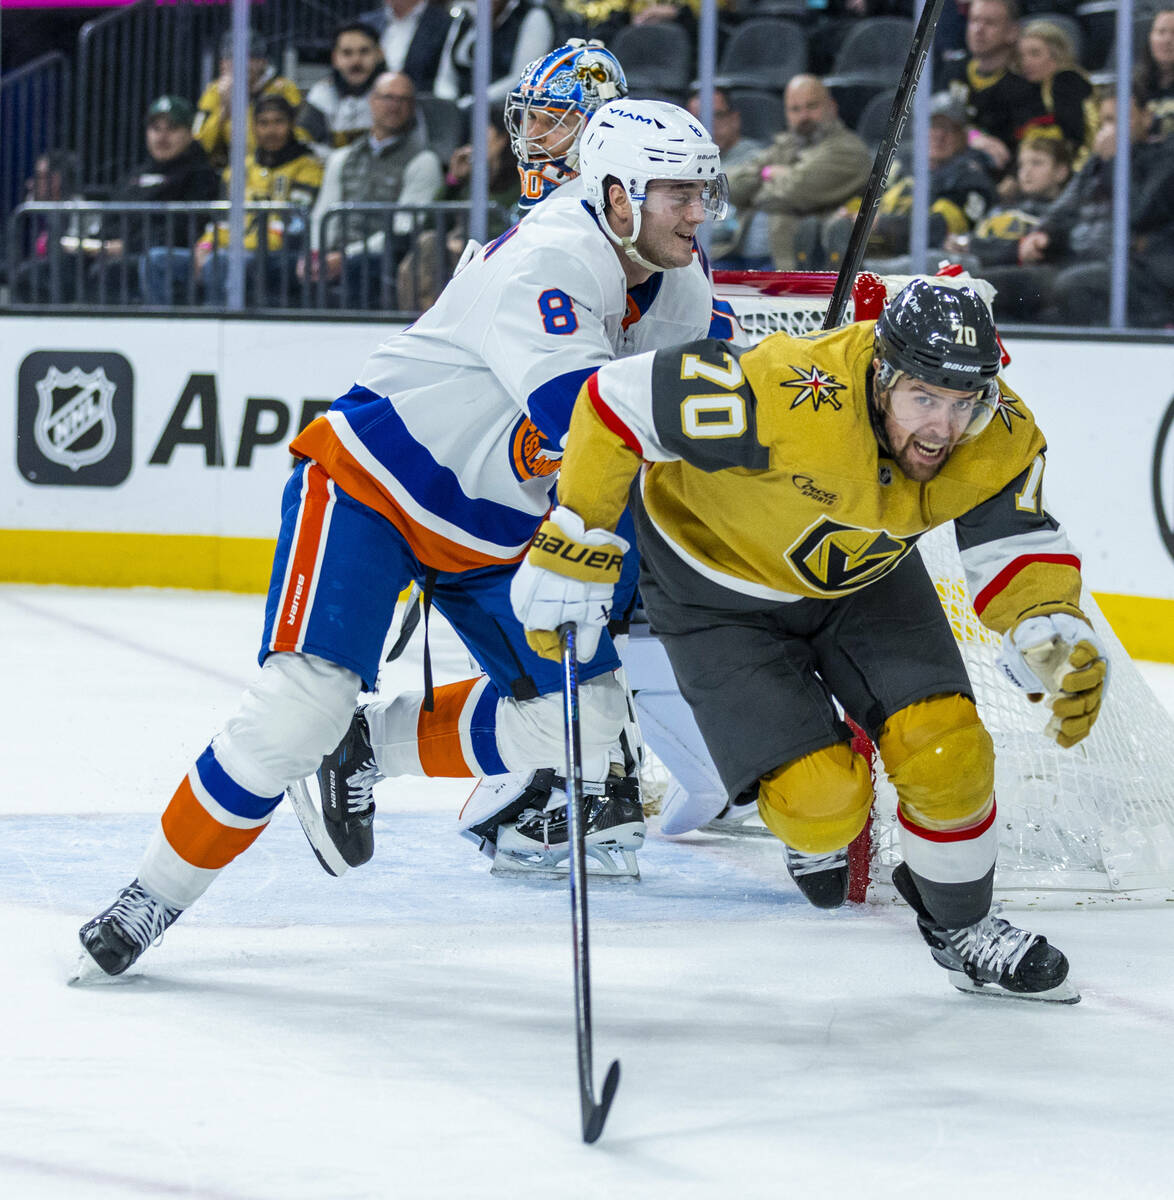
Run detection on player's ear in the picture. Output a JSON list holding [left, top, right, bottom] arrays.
[[606, 180, 631, 218]]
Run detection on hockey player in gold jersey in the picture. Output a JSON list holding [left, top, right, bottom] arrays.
[[512, 277, 1107, 1002]]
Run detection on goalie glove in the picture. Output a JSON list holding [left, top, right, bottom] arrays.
[[510, 506, 629, 663], [997, 612, 1109, 748]]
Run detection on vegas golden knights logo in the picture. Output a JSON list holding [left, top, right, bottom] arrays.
[[787, 517, 913, 594]]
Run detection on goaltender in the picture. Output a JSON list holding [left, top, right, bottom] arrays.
[[511, 278, 1107, 1003]]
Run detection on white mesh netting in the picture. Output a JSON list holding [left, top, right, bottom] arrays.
[[683, 273, 1174, 902]]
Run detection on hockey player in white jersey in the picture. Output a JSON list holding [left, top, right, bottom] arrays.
[[310, 48, 748, 880], [76, 96, 732, 977]]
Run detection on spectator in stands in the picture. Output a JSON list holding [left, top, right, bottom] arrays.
[[949, 136, 1072, 264], [300, 22, 386, 159], [809, 92, 997, 270], [1016, 20, 1096, 157], [941, 0, 1037, 175], [396, 109, 518, 310], [724, 75, 872, 271], [1009, 87, 1174, 326], [432, 0, 555, 107], [48, 96, 219, 304], [181, 96, 322, 307], [366, 0, 451, 93], [303, 71, 443, 308], [11, 150, 81, 302], [993, 87, 1174, 326], [1137, 8, 1174, 137], [945, 137, 1072, 317], [687, 88, 770, 271], [195, 31, 303, 171]]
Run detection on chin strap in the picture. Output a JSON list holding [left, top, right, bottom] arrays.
[[866, 365, 893, 455], [597, 207, 662, 275], [618, 235, 661, 274]]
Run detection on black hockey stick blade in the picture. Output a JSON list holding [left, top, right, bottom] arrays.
[[582, 1057, 621, 1144]]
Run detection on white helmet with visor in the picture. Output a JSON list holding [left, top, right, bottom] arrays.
[[577, 98, 728, 270]]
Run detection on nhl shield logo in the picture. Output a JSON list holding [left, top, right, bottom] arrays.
[[34, 366, 118, 471], [18, 350, 134, 487]]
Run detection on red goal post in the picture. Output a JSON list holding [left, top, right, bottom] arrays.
[[687, 268, 1174, 905]]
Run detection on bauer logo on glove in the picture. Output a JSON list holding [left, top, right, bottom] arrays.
[[510, 505, 630, 662], [530, 530, 625, 579], [997, 611, 1109, 748]]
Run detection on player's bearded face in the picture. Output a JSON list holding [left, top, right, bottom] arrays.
[[879, 372, 983, 482], [635, 182, 708, 268]]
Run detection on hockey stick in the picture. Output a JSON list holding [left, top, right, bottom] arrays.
[[560, 622, 621, 1144], [821, 0, 947, 330]]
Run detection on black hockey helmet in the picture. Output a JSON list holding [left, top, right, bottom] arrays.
[[875, 279, 1000, 393], [873, 278, 1002, 440]]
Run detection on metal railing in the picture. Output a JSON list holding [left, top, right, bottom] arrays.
[[9, 200, 312, 308], [7, 199, 513, 313]]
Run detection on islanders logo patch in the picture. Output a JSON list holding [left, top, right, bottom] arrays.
[[509, 415, 561, 481]]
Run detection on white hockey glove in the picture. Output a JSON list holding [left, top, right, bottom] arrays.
[[997, 612, 1109, 748], [510, 506, 629, 663]]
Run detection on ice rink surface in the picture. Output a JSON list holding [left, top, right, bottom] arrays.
[[3, 583, 1173, 1200]]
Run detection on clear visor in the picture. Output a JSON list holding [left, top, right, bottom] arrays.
[[504, 95, 584, 165], [639, 174, 729, 222], [883, 375, 1000, 443]]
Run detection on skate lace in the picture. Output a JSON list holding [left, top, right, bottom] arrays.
[[345, 760, 380, 814], [112, 884, 180, 951], [515, 806, 563, 844], [948, 912, 1035, 978]]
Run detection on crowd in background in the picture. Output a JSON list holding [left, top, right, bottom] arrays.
[[7, 0, 1174, 325]]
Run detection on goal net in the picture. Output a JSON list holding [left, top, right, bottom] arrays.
[[699, 269, 1174, 904]]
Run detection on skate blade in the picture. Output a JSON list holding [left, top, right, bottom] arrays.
[[285, 778, 350, 877], [67, 948, 134, 987], [698, 817, 774, 839], [490, 846, 640, 881], [946, 970, 1082, 1005]]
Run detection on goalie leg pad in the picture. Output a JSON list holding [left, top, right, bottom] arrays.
[[496, 672, 628, 783], [757, 741, 873, 855]]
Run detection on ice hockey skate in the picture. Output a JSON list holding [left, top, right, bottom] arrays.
[[783, 844, 850, 909], [318, 706, 379, 868], [893, 862, 1080, 1003], [73, 879, 183, 981], [462, 769, 645, 878], [700, 786, 773, 838]]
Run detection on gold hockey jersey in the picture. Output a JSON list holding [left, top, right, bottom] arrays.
[[558, 320, 1083, 635]]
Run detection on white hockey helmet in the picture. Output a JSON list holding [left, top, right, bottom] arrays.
[[505, 39, 628, 208], [578, 98, 728, 268]]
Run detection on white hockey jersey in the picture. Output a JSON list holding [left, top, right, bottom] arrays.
[[291, 185, 738, 572]]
